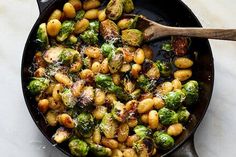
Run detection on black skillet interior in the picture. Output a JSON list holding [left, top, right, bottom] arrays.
[[21, 0, 214, 156]]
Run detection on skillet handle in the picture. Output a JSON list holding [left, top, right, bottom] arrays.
[[36, 0, 52, 14], [169, 135, 199, 157]]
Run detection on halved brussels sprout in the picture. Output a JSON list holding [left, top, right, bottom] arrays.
[[153, 131, 175, 150], [163, 90, 186, 110], [158, 107, 178, 125], [111, 101, 126, 122], [60, 89, 77, 108], [100, 19, 120, 42], [69, 139, 89, 157], [182, 80, 199, 106], [77, 112, 95, 138], [36, 23, 49, 49], [106, 0, 124, 20], [123, 0, 134, 13], [122, 29, 143, 47], [100, 113, 118, 138], [108, 49, 124, 73], [27, 77, 50, 95]]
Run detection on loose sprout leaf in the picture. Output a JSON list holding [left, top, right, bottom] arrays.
[[161, 42, 173, 52]]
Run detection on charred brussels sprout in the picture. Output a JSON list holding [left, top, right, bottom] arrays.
[[43, 46, 64, 63], [163, 90, 186, 110], [111, 101, 126, 122], [106, 0, 124, 20], [61, 89, 77, 108], [156, 60, 172, 77], [123, 0, 134, 13], [77, 112, 95, 138], [80, 30, 98, 45], [153, 131, 175, 150], [36, 23, 49, 49], [134, 125, 152, 138], [177, 107, 190, 123], [59, 48, 79, 64], [100, 19, 120, 42], [101, 43, 115, 57], [89, 20, 100, 32], [100, 113, 118, 138], [122, 29, 143, 47], [158, 107, 178, 125], [133, 137, 155, 155], [108, 49, 124, 73], [75, 10, 85, 21], [27, 77, 50, 95], [182, 80, 199, 106], [77, 86, 94, 108], [69, 139, 89, 157], [57, 20, 75, 42], [90, 144, 112, 156], [137, 75, 157, 92], [95, 74, 131, 101]]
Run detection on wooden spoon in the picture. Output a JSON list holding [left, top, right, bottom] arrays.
[[124, 14, 236, 41]]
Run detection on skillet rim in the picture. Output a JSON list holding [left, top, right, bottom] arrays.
[[21, 0, 215, 156]]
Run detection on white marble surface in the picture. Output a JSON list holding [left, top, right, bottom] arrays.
[[0, 0, 236, 156]]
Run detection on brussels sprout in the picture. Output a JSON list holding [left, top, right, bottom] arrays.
[[123, 0, 134, 13], [106, 0, 124, 20], [77, 86, 94, 108], [36, 23, 49, 49], [77, 112, 95, 138], [130, 89, 141, 100], [153, 131, 175, 150], [60, 89, 77, 108], [90, 144, 112, 156], [89, 20, 100, 32], [182, 80, 199, 106], [158, 107, 178, 125], [163, 90, 186, 110], [43, 46, 64, 63], [142, 59, 160, 79], [111, 101, 126, 122], [122, 29, 143, 47], [156, 60, 172, 77], [59, 48, 79, 64], [69, 139, 89, 157], [133, 138, 155, 155], [134, 125, 152, 138], [100, 19, 120, 42], [100, 113, 118, 138], [53, 127, 71, 144], [123, 76, 135, 93], [80, 30, 98, 45], [75, 10, 85, 21], [137, 75, 157, 92], [177, 107, 190, 123], [101, 43, 115, 57], [95, 74, 132, 101], [108, 49, 123, 73], [27, 77, 50, 95], [57, 20, 75, 42]]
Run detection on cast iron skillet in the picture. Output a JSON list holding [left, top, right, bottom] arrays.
[[21, 0, 214, 156]]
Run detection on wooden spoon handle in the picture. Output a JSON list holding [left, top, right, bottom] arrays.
[[162, 26, 236, 40]]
